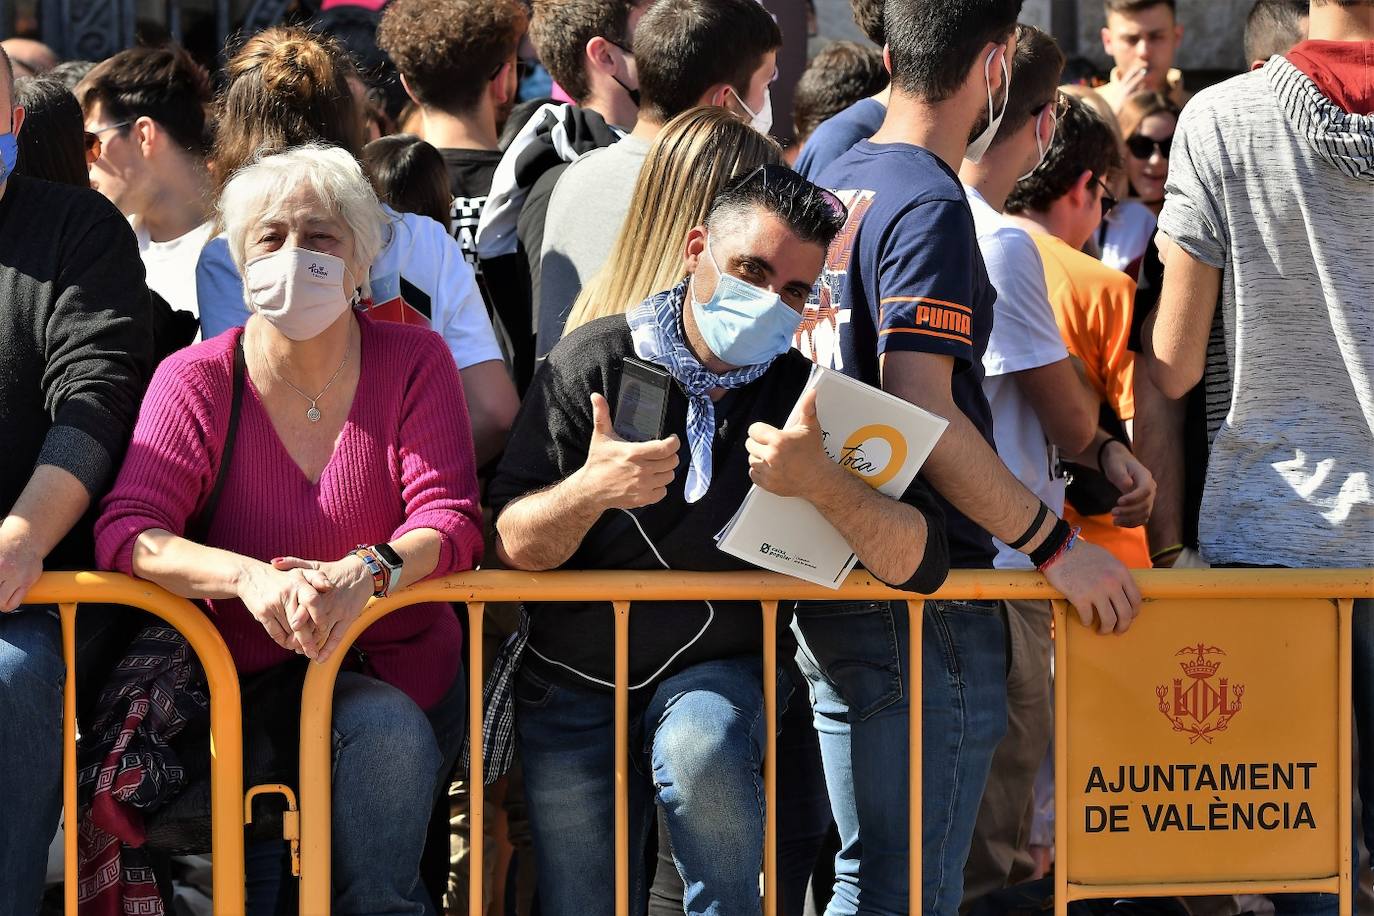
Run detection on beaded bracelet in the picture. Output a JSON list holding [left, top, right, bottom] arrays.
[[1037, 526, 1082, 573]]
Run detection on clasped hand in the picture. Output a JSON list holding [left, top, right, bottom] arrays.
[[236, 554, 375, 663]]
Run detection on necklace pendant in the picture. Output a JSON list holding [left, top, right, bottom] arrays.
[[307, 406, 322, 423]]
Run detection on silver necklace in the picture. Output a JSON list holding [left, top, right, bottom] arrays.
[[263, 342, 350, 423]]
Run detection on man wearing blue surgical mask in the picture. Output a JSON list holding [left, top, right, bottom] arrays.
[[0, 45, 156, 914], [488, 165, 950, 914]]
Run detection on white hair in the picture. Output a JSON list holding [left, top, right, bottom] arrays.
[[219, 143, 386, 297]]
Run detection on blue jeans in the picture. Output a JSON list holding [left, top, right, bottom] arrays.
[[517, 657, 770, 916], [793, 599, 1007, 916], [0, 609, 64, 916], [246, 667, 467, 915], [0, 605, 137, 915]]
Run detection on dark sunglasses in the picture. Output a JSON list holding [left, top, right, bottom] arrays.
[[1126, 133, 1172, 160], [489, 59, 533, 82], [730, 164, 849, 225], [1094, 176, 1118, 216]]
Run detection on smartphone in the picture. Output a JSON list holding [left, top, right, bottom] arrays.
[[614, 357, 671, 442]]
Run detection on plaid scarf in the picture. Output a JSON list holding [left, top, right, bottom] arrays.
[[77, 625, 209, 916], [626, 280, 773, 503]]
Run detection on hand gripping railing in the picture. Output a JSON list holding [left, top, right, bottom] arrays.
[[27, 571, 245, 916]]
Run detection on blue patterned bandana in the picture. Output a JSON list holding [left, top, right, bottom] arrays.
[[626, 280, 774, 503]]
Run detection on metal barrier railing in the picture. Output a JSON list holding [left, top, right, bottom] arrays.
[[33, 567, 1374, 914], [29, 571, 246, 916], [296, 568, 1374, 916]]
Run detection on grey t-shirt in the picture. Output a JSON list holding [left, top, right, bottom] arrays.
[[1158, 57, 1374, 568], [536, 135, 653, 357]]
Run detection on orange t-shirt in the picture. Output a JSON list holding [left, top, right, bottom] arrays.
[[1032, 232, 1150, 569]]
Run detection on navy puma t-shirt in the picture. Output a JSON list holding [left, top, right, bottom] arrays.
[[801, 140, 998, 569]]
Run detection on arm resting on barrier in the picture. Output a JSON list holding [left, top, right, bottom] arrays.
[[880, 350, 1142, 634], [0, 465, 91, 611], [128, 528, 311, 653]]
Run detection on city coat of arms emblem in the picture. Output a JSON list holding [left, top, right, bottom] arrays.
[[1157, 644, 1244, 744]]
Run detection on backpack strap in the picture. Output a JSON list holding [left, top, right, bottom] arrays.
[[187, 334, 246, 543]]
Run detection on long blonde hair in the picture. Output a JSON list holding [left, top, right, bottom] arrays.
[[563, 107, 783, 336]]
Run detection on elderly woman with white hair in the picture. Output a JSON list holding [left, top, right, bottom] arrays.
[[95, 144, 481, 913]]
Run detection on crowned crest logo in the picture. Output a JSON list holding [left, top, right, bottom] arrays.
[[1156, 643, 1244, 744]]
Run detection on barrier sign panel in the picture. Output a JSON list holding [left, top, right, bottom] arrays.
[[1060, 598, 1342, 885]]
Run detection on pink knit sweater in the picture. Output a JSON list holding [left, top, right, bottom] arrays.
[[95, 315, 483, 710]]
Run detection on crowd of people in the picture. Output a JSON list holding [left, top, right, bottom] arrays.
[[0, 0, 1369, 914]]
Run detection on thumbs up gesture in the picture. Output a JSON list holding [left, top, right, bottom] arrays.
[[745, 387, 833, 499], [577, 392, 681, 511]]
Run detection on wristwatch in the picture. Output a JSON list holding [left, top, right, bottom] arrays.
[[370, 542, 404, 597]]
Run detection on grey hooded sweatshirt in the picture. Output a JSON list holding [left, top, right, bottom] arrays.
[[1159, 55, 1374, 569]]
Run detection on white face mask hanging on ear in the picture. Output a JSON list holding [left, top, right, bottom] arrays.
[[965, 47, 1011, 164], [1018, 102, 1058, 182], [729, 85, 774, 136]]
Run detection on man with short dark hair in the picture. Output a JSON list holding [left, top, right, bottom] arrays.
[[378, 0, 536, 385], [536, 0, 782, 355], [1150, 4, 1374, 908], [1096, 0, 1188, 114], [794, 0, 888, 179], [491, 167, 947, 913], [0, 45, 156, 914], [474, 0, 654, 379], [77, 44, 213, 321], [798, 0, 1143, 910], [1245, 0, 1309, 68]]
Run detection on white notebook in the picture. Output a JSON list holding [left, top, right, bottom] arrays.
[[716, 364, 948, 588]]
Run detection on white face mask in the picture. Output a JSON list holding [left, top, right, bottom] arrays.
[[245, 247, 353, 341], [1018, 102, 1058, 182], [965, 47, 1011, 164], [729, 85, 773, 136]]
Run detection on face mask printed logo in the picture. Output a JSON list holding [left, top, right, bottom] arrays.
[[308, 261, 329, 279]]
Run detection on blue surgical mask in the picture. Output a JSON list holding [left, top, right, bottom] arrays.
[[0, 131, 17, 184], [689, 237, 802, 368]]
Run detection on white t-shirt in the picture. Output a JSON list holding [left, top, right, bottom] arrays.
[[135, 218, 214, 323], [1096, 200, 1156, 278], [967, 186, 1072, 570]]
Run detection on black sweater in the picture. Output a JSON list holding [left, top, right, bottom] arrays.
[[490, 315, 948, 692], [0, 176, 155, 569]]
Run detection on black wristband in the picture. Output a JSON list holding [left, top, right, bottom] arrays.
[[1006, 502, 1050, 551], [1029, 518, 1073, 568], [1096, 436, 1126, 472]]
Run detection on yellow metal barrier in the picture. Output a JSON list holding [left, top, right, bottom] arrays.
[[28, 572, 247, 916], [295, 567, 1374, 916], [28, 567, 1371, 914]]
